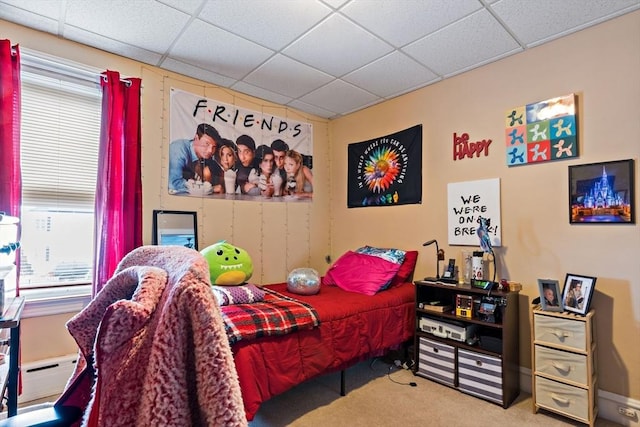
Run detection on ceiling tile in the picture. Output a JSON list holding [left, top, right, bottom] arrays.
[[230, 81, 294, 106], [3, 0, 639, 119], [162, 57, 238, 87], [63, 25, 164, 66], [491, 0, 640, 46], [282, 13, 393, 77], [342, 0, 481, 47], [64, 0, 190, 54], [299, 79, 380, 115], [199, 0, 332, 50], [287, 99, 337, 118], [168, 19, 274, 80], [322, 0, 350, 9], [0, 0, 62, 19], [403, 9, 521, 76], [343, 51, 440, 98], [157, 0, 205, 15], [0, 3, 60, 35], [244, 54, 334, 99]]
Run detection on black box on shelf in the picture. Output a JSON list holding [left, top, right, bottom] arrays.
[[479, 335, 502, 353]]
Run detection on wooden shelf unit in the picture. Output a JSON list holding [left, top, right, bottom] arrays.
[[413, 280, 520, 408]]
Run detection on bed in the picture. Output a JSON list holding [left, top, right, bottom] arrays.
[[221, 247, 418, 421]]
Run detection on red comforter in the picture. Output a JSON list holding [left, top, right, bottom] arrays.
[[231, 281, 415, 420]]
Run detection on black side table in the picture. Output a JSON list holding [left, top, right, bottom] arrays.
[[0, 296, 26, 417]]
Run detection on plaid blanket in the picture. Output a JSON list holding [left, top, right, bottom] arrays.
[[220, 287, 320, 345]]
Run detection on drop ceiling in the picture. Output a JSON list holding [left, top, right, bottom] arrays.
[[2, 0, 639, 119]]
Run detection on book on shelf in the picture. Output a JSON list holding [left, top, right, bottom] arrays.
[[422, 277, 459, 286], [421, 301, 453, 313]]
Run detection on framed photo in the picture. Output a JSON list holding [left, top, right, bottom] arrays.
[[152, 210, 198, 250], [561, 274, 597, 315], [537, 279, 563, 312], [569, 159, 635, 224]]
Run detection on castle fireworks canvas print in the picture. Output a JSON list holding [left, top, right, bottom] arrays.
[[569, 159, 635, 224]]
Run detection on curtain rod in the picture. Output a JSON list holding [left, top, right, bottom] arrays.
[[20, 47, 137, 86], [100, 73, 132, 87]]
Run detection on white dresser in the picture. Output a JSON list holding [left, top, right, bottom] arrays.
[[531, 306, 597, 426]]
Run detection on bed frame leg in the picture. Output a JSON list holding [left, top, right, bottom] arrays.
[[340, 370, 346, 396]]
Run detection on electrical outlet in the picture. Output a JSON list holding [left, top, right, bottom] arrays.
[[618, 406, 637, 418]]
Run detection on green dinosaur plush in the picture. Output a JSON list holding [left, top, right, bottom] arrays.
[[200, 241, 253, 286]]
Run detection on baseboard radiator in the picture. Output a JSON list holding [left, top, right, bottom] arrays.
[[19, 354, 78, 404]]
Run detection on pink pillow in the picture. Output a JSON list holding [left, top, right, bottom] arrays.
[[322, 251, 401, 296], [390, 250, 418, 287]]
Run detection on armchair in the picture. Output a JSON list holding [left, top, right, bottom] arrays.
[[1, 245, 246, 426]]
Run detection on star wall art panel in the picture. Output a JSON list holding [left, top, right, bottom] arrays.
[[505, 93, 578, 167]]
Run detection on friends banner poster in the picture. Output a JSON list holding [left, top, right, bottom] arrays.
[[347, 125, 422, 208], [169, 88, 313, 201]]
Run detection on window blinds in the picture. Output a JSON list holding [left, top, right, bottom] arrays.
[[19, 58, 101, 289], [21, 75, 101, 210]]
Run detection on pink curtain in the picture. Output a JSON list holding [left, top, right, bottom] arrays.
[[0, 40, 22, 293], [92, 70, 142, 296]]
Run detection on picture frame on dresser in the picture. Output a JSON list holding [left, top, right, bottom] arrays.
[[561, 273, 596, 315], [537, 279, 563, 312]]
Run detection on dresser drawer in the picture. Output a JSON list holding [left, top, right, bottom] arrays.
[[534, 313, 587, 351], [458, 349, 503, 404], [535, 376, 589, 421], [417, 337, 455, 386], [535, 345, 588, 385]]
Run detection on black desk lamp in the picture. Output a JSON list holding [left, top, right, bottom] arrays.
[[423, 239, 445, 280]]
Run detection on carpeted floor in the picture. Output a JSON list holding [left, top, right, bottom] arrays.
[[14, 357, 621, 426], [249, 358, 621, 427]]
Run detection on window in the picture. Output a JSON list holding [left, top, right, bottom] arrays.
[[19, 51, 102, 304]]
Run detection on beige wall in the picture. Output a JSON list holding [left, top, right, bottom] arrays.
[[330, 11, 640, 400], [141, 75, 331, 282], [3, 10, 639, 401], [21, 314, 79, 361], [3, 19, 330, 360]]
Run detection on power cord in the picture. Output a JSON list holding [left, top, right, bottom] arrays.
[[387, 362, 417, 387], [369, 357, 417, 387]]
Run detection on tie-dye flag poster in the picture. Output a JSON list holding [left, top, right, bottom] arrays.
[[347, 125, 422, 208], [505, 93, 578, 167]]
